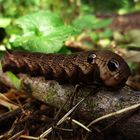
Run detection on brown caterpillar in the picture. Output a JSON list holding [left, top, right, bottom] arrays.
[[1, 50, 131, 88]]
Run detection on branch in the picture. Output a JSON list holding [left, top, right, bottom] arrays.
[[20, 75, 140, 139]]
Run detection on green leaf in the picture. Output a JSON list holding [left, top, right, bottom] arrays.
[[6, 71, 21, 89], [72, 15, 97, 31], [16, 11, 64, 36], [92, 18, 112, 29], [12, 26, 75, 53], [58, 46, 72, 54], [99, 29, 113, 38], [72, 14, 112, 31], [10, 10, 76, 53], [89, 32, 99, 42], [0, 18, 11, 28]]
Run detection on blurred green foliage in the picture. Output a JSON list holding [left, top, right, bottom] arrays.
[[0, 0, 140, 52], [0, 0, 140, 86], [0, 0, 139, 18], [72, 14, 112, 31], [82, 0, 136, 13]]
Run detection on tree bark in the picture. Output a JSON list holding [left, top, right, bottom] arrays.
[[20, 75, 140, 140]]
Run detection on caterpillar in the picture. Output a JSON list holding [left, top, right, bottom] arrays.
[[1, 50, 131, 89]]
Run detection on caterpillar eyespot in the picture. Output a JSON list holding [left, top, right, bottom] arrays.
[[87, 53, 96, 63], [107, 59, 119, 72]]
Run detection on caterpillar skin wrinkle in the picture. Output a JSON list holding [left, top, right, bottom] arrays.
[[2, 50, 131, 89]]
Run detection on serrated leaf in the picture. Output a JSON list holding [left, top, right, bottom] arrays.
[[10, 11, 77, 53], [12, 35, 64, 53], [16, 11, 64, 36], [12, 26, 75, 53]]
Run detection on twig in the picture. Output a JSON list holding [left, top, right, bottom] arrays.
[[20, 135, 41, 140], [39, 98, 85, 138], [67, 117, 91, 132], [8, 130, 24, 140], [0, 100, 38, 125], [87, 103, 140, 128]]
